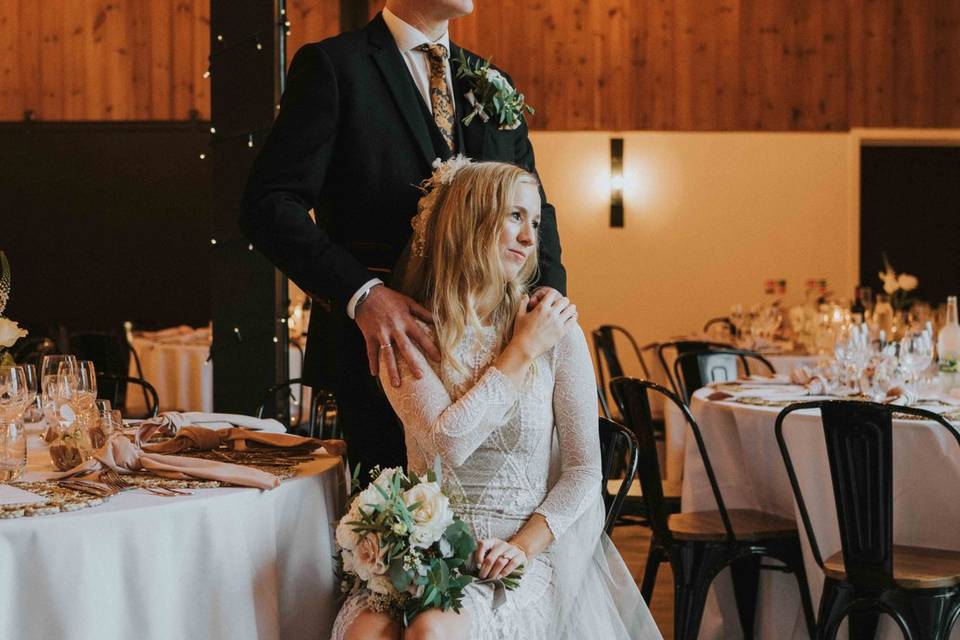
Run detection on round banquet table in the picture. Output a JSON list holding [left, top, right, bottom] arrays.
[[660, 351, 822, 483], [0, 435, 346, 640], [675, 388, 960, 639]]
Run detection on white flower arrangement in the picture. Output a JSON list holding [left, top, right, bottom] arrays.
[[455, 51, 534, 130], [409, 155, 474, 258], [0, 252, 27, 363], [878, 255, 918, 311]]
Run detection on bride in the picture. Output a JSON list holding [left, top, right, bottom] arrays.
[[332, 159, 661, 640]]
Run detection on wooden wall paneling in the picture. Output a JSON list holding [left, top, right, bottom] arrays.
[[0, 2, 21, 120], [171, 0, 194, 119], [589, 0, 626, 130], [892, 0, 932, 126], [849, 0, 895, 127], [934, 0, 960, 126], [192, 0, 209, 119], [84, 2, 105, 119], [815, 0, 849, 130], [286, 0, 341, 66], [104, 2, 133, 119], [129, 0, 151, 119], [39, 1, 64, 120], [63, 0, 87, 119], [640, 0, 677, 130], [18, 0, 41, 119], [148, 0, 172, 119]]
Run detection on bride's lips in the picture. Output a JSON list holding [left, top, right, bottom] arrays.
[[508, 249, 527, 261]]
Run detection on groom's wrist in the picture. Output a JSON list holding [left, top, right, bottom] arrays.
[[346, 278, 384, 320]]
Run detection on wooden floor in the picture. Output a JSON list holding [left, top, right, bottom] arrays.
[[610, 523, 675, 638]]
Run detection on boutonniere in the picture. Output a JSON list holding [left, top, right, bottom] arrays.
[[455, 50, 534, 130]]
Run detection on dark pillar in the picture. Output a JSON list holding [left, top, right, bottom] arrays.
[[209, 1, 289, 414]]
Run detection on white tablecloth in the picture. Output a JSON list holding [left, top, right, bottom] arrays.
[[128, 333, 304, 415], [678, 389, 960, 639], [661, 352, 821, 483], [0, 437, 346, 640]]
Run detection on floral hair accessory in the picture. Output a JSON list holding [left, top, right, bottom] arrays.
[[455, 51, 533, 131], [410, 155, 473, 258]]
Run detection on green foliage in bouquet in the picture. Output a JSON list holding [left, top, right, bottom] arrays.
[[455, 50, 534, 130], [336, 457, 522, 625]]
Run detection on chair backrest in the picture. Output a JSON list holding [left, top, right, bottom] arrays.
[[70, 332, 131, 377], [10, 337, 57, 369], [256, 379, 339, 438], [311, 388, 340, 440], [775, 400, 960, 586], [598, 416, 640, 535], [703, 316, 736, 337], [672, 348, 775, 403], [592, 325, 653, 418], [257, 378, 309, 434], [611, 376, 736, 543], [656, 340, 734, 398], [97, 373, 159, 418]]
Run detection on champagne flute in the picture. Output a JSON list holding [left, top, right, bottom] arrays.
[[20, 363, 41, 424], [900, 331, 934, 397]]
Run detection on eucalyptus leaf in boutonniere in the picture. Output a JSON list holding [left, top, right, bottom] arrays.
[[0, 251, 28, 365], [455, 50, 534, 130]]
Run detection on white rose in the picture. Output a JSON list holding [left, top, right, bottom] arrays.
[[484, 68, 505, 84], [878, 268, 899, 295], [353, 533, 388, 582], [898, 273, 918, 292], [402, 481, 454, 549], [0, 317, 27, 349], [341, 549, 357, 573], [368, 574, 397, 596], [335, 501, 363, 551]]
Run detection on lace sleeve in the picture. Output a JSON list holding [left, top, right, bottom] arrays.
[[380, 348, 519, 468], [534, 324, 603, 540]]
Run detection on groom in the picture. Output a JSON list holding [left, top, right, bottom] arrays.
[[241, 0, 566, 477]]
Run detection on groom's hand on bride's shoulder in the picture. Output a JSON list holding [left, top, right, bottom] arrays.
[[354, 285, 440, 387], [527, 286, 560, 311]]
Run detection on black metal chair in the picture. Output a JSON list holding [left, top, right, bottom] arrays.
[[775, 400, 960, 640], [97, 373, 159, 418], [703, 316, 737, 337], [592, 325, 656, 420], [9, 336, 57, 368], [598, 416, 639, 535], [612, 376, 815, 640], [655, 340, 733, 399], [71, 331, 150, 413], [672, 348, 776, 403], [256, 379, 339, 438]]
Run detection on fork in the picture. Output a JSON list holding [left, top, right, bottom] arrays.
[[100, 468, 189, 497]]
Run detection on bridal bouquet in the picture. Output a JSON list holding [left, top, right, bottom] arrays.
[[335, 460, 521, 624]]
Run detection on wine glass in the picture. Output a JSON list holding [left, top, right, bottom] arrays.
[[0, 366, 29, 482], [729, 304, 746, 342], [74, 361, 97, 412], [20, 363, 41, 424], [900, 331, 934, 396], [0, 366, 29, 422], [41, 354, 77, 381]]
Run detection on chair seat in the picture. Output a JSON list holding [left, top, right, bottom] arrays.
[[823, 545, 960, 589], [608, 478, 682, 500], [668, 508, 797, 542]]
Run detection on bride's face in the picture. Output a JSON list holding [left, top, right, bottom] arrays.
[[497, 180, 541, 280]]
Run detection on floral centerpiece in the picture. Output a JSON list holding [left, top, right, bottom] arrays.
[[455, 51, 534, 130], [335, 459, 521, 625], [878, 255, 918, 311], [0, 252, 28, 365]]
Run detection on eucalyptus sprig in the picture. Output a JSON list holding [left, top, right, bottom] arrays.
[[455, 50, 534, 130]]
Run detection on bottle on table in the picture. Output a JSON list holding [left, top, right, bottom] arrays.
[[937, 295, 960, 393], [851, 286, 866, 323]]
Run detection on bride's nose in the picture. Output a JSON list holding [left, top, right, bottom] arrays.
[[517, 221, 535, 246]]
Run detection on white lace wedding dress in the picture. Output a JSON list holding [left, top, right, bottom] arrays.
[[331, 323, 662, 640]]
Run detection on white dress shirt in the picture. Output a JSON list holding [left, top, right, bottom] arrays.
[[347, 8, 457, 320]]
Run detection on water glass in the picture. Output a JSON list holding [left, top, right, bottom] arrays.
[[41, 354, 77, 381], [900, 332, 934, 394], [0, 418, 26, 482]]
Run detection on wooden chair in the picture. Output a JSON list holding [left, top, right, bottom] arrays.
[[97, 373, 159, 418], [598, 417, 639, 535], [612, 377, 815, 640], [776, 400, 960, 640], [672, 348, 775, 403]]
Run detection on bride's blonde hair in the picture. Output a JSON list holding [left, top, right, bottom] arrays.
[[401, 162, 540, 374]]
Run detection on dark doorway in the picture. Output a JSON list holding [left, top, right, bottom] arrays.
[[860, 145, 960, 307]]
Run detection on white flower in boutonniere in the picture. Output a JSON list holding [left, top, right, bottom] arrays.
[[455, 50, 534, 130]]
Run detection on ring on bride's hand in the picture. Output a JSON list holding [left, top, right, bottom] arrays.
[[379, 343, 393, 350]]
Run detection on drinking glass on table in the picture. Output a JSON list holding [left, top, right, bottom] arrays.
[[41, 354, 77, 382], [0, 366, 29, 482], [20, 363, 41, 424], [900, 331, 934, 396]]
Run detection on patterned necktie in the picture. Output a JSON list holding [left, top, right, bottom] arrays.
[[415, 43, 455, 152]]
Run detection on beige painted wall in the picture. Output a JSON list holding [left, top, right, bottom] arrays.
[[529, 131, 856, 354]]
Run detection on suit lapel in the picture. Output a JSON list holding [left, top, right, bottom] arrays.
[[368, 14, 436, 169], [449, 43, 488, 159]]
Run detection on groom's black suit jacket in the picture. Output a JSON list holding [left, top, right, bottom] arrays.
[[241, 13, 566, 389]]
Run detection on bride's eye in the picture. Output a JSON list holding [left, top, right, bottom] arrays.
[[532, 219, 541, 230], [510, 211, 522, 221]]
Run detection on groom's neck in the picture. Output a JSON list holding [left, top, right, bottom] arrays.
[[385, 1, 450, 41]]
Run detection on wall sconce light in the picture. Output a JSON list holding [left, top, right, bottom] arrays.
[[610, 137, 624, 228]]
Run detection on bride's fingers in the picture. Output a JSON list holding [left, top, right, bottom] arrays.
[[475, 539, 494, 572], [480, 540, 510, 578], [500, 552, 524, 579]]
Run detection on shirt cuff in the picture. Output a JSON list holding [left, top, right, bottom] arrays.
[[346, 278, 384, 320]]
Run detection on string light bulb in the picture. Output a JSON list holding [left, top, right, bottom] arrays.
[[256, 37, 263, 51], [210, 238, 217, 245], [199, 152, 206, 160], [247, 134, 254, 148], [217, 34, 224, 42], [210, 126, 216, 134], [203, 68, 211, 79]]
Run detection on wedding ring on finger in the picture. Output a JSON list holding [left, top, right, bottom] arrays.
[[379, 343, 393, 351]]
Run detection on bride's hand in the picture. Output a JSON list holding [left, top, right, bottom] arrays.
[[476, 538, 527, 580], [510, 289, 577, 361]]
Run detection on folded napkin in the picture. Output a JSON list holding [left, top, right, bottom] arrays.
[[883, 385, 918, 406], [137, 411, 286, 443], [789, 366, 830, 395], [54, 434, 282, 490], [141, 425, 347, 457]]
